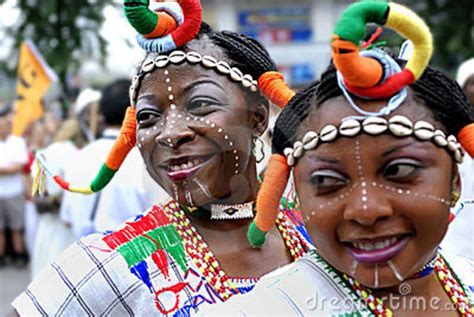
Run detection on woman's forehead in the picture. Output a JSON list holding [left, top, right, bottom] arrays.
[[301, 92, 438, 134]]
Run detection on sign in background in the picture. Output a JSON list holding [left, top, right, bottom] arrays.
[[238, 7, 312, 44]]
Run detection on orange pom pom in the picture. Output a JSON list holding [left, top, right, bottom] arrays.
[[255, 154, 291, 232], [144, 11, 178, 39], [258, 71, 295, 108], [458, 123, 474, 158], [332, 38, 384, 88]]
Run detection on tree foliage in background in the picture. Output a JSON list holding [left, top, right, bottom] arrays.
[[0, 0, 115, 97], [402, 0, 473, 74]]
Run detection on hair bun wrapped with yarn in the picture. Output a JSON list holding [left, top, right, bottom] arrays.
[[125, 0, 202, 53]]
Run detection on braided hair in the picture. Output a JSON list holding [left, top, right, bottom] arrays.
[[272, 62, 474, 157]]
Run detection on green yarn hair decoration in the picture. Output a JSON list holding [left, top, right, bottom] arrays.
[[247, 221, 267, 248], [124, 0, 158, 35], [90, 164, 117, 192], [334, 1, 389, 44]]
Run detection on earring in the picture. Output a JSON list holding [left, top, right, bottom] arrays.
[[253, 136, 266, 164], [451, 191, 460, 207]]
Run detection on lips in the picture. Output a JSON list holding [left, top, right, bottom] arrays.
[[161, 155, 214, 182], [344, 234, 410, 264]]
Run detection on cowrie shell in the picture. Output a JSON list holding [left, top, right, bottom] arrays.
[[202, 55, 217, 68], [169, 51, 186, 64], [230, 67, 244, 81], [293, 141, 304, 158], [303, 131, 318, 150], [362, 117, 388, 135], [242, 74, 254, 88], [339, 119, 361, 137], [388, 115, 413, 137], [454, 149, 463, 163], [287, 155, 295, 166], [142, 60, 155, 72], [216, 61, 231, 74], [284, 147, 293, 157], [447, 135, 458, 152], [154, 56, 169, 68], [320, 124, 338, 142], [186, 51, 202, 64], [413, 121, 435, 140], [433, 130, 448, 147]]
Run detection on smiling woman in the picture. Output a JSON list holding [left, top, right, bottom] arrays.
[[205, 2, 474, 316], [11, 1, 312, 316]]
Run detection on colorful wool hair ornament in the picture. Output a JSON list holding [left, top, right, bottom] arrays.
[[332, 2, 432, 99], [125, 0, 202, 53]]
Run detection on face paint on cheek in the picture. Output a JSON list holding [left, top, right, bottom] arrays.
[[350, 260, 358, 277], [192, 179, 213, 200], [374, 264, 379, 288], [388, 260, 405, 282], [172, 184, 179, 201], [369, 181, 450, 206], [183, 181, 194, 206]]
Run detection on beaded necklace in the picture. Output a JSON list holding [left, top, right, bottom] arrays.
[[342, 254, 474, 316], [163, 200, 307, 300]]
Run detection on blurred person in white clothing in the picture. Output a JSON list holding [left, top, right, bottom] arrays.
[[60, 79, 166, 240], [0, 103, 29, 267], [442, 58, 474, 260]]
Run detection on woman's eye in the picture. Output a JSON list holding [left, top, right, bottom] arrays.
[[383, 160, 421, 181], [137, 109, 161, 125], [187, 98, 220, 115], [310, 170, 347, 193]]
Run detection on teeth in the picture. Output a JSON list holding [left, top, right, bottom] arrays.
[[352, 237, 399, 251], [169, 159, 203, 172]]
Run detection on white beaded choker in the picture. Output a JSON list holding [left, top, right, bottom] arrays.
[[129, 50, 258, 106], [284, 115, 464, 166]]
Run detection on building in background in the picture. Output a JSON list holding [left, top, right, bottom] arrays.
[[202, 0, 352, 88]]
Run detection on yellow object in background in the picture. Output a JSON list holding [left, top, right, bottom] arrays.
[[12, 40, 57, 136]]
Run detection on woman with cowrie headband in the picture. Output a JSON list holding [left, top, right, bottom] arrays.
[[12, 0, 312, 315], [202, 2, 474, 315]]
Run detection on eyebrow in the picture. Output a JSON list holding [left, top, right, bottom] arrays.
[[307, 155, 340, 164], [382, 141, 418, 157], [183, 78, 225, 94], [136, 94, 155, 103]]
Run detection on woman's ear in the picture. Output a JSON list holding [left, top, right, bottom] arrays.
[[250, 97, 269, 137], [451, 164, 462, 195]]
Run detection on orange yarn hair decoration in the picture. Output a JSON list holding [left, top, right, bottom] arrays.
[[144, 11, 178, 39], [458, 123, 474, 158], [258, 71, 296, 109], [105, 107, 137, 170], [332, 37, 383, 89], [248, 154, 291, 247]]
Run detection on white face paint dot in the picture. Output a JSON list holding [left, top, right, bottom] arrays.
[[224, 135, 229, 140], [177, 114, 182, 118], [141, 137, 145, 142], [398, 189, 403, 194], [229, 142, 233, 147], [160, 122, 164, 126], [233, 150, 238, 154], [186, 117, 190, 121], [167, 87, 172, 92], [165, 78, 170, 83], [146, 131, 150, 135], [210, 123, 216, 128], [164, 70, 169, 75], [170, 104, 176, 110], [235, 163, 239, 167], [234, 170, 239, 174], [167, 138, 172, 143], [235, 156, 239, 160], [200, 118, 204, 122], [168, 95, 174, 101], [218, 128, 223, 133], [362, 196, 368, 202]]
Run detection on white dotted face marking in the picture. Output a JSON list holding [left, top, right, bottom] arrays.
[[355, 140, 369, 211]]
